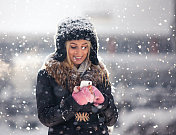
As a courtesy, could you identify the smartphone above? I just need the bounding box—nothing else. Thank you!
[80,80,92,88]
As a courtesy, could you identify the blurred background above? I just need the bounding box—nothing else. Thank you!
[0,0,176,134]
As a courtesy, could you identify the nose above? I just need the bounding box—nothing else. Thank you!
[75,47,82,55]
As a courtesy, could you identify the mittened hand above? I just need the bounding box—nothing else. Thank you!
[72,86,88,105]
[72,86,104,106]
[91,86,105,106]
[81,86,94,103]
[72,86,94,105]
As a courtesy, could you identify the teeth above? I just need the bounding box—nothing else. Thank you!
[73,56,82,61]
[74,57,82,59]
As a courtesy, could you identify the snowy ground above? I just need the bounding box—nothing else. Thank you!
[0,124,48,135]
[0,123,120,135]
[1,53,176,135]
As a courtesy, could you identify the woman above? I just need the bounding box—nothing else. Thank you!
[36,17,118,135]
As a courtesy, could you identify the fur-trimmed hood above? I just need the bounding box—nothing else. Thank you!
[42,53,109,92]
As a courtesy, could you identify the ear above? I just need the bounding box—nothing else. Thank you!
[53,49,67,62]
[89,48,99,65]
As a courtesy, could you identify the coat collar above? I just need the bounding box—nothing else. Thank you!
[72,59,91,76]
[42,53,108,92]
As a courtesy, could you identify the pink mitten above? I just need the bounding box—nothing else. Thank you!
[72,86,93,105]
[92,86,105,106]
[81,86,94,103]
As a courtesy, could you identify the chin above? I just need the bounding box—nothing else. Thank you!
[74,62,83,65]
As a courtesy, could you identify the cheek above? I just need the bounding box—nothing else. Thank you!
[68,49,74,57]
[83,49,89,55]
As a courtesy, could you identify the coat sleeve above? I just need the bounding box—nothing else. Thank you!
[36,69,82,127]
[97,80,118,126]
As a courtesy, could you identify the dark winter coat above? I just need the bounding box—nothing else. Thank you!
[36,54,118,135]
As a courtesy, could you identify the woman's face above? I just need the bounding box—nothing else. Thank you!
[67,40,90,67]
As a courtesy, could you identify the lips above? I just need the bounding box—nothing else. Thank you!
[73,56,82,61]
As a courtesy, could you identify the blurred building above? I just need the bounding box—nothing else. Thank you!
[82,0,176,54]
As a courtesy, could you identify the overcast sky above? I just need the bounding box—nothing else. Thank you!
[0,0,175,35]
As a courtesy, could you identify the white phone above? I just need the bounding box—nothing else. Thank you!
[80,80,92,88]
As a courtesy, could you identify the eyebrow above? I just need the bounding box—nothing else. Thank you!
[70,43,77,45]
[82,43,88,45]
[70,42,88,45]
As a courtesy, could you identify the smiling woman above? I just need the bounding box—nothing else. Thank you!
[66,40,90,68]
[36,17,118,135]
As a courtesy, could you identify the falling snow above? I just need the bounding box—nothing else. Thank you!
[0,0,176,135]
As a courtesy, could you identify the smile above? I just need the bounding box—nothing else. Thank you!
[73,56,83,61]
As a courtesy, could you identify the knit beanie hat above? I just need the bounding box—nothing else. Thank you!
[53,17,99,65]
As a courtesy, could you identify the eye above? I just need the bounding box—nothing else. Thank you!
[82,46,87,50]
[70,46,77,49]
